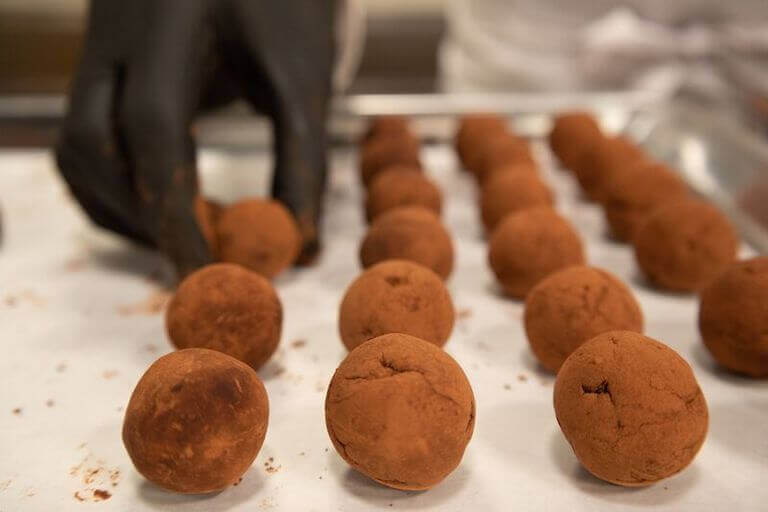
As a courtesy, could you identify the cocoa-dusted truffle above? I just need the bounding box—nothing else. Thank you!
[474,132,535,182]
[360,207,454,279]
[365,166,441,221]
[325,333,475,490]
[602,162,688,242]
[480,171,554,232]
[339,260,454,350]
[489,207,585,299]
[123,348,269,493]
[699,257,768,377]
[554,331,708,487]
[524,266,643,372]
[478,160,539,186]
[548,111,603,171]
[362,115,411,144]
[195,197,222,257]
[455,114,507,171]
[166,263,282,369]
[633,199,738,292]
[574,135,646,201]
[216,198,301,279]
[360,133,421,186]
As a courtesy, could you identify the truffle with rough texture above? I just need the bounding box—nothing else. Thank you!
[575,136,646,201]
[478,160,539,186]
[216,198,301,279]
[360,207,454,279]
[699,257,768,378]
[554,331,708,487]
[455,114,507,171]
[123,348,269,494]
[339,260,454,350]
[325,333,475,490]
[360,134,421,186]
[633,199,738,292]
[480,171,554,232]
[524,266,644,372]
[549,112,603,171]
[365,166,441,221]
[474,132,535,182]
[602,162,689,241]
[489,207,585,299]
[195,197,222,257]
[166,263,282,369]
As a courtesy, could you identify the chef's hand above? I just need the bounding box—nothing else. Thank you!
[55,0,335,278]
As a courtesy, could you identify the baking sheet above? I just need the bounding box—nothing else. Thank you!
[0,141,766,512]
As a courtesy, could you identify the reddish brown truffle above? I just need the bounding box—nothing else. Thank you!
[166,263,282,370]
[362,115,411,144]
[360,133,422,186]
[554,331,708,487]
[455,114,507,171]
[123,348,269,494]
[575,135,646,201]
[195,197,222,257]
[474,132,535,182]
[488,207,585,299]
[602,162,689,242]
[480,171,554,232]
[216,198,301,279]
[365,166,441,221]
[360,207,454,279]
[524,266,644,372]
[699,257,768,377]
[548,111,603,171]
[338,260,455,350]
[325,333,475,490]
[478,160,539,186]
[633,199,739,292]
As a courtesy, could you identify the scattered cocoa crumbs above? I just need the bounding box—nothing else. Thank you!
[4,296,17,307]
[46,399,55,407]
[93,489,111,501]
[56,363,67,373]
[299,452,305,456]
[144,344,158,353]
[290,339,307,349]
[118,289,171,315]
[12,408,21,415]
[102,370,119,380]
[503,384,511,390]
[233,477,243,486]
[517,374,528,382]
[457,308,473,320]
[74,491,85,501]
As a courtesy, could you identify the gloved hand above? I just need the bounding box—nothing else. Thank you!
[55,0,336,278]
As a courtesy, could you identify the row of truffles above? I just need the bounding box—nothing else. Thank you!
[549,112,739,293]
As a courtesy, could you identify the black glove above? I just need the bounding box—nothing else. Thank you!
[56,0,336,278]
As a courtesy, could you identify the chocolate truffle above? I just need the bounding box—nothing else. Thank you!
[365,166,441,221]
[362,115,411,144]
[633,199,739,292]
[339,260,455,350]
[360,207,454,279]
[488,207,585,299]
[524,266,644,372]
[216,198,301,279]
[548,111,603,171]
[480,171,554,232]
[325,333,475,490]
[574,135,646,201]
[699,257,768,377]
[478,160,539,186]
[195,197,222,257]
[602,162,689,242]
[360,133,422,186]
[474,132,535,182]
[166,263,282,369]
[554,331,708,487]
[455,114,507,171]
[123,348,269,494]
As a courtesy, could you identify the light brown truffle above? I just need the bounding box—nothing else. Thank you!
[362,115,411,144]
[633,199,739,292]
[365,166,441,221]
[575,136,646,201]
[548,112,603,171]
[339,260,455,350]
[166,263,282,369]
[699,257,768,377]
[195,197,222,257]
[488,207,585,299]
[360,207,454,279]
[480,171,554,232]
[602,162,689,242]
[360,134,422,186]
[474,132,535,182]
[455,114,507,171]
[325,333,475,490]
[123,348,269,494]
[554,331,708,487]
[216,198,301,279]
[524,266,644,372]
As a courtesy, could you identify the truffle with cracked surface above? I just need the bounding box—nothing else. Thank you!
[365,166,441,221]
[554,331,708,487]
[325,333,475,490]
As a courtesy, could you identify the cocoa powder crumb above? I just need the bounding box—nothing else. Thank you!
[12,408,21,415]
[517,374,528,382]
[291,339,307,349]
[46,399,55,407]
[93,489,111,501]
[503,384,511,390]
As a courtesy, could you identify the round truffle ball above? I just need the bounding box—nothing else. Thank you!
[360,134,421,186]
[195,197,222,257]
[489,207,585,299]
[325,333,475,490]
[480,171,554,232]
[478,160,539,186]
[524,266,644,372]
[123,348,269,493]
[166,263,282,369]
[362,115,411,144]
[699,257,768,377]
[575,136,646,201]
[602,162,689,242]
[548,112,603,171]
[339,260,455,350]
[365,166,441,221]
[455,114,507,171]
[474,133,534,182]
[554,331,708,487]
[216,198,301,279]
[360,207,454,279]
[633,199,738,292]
